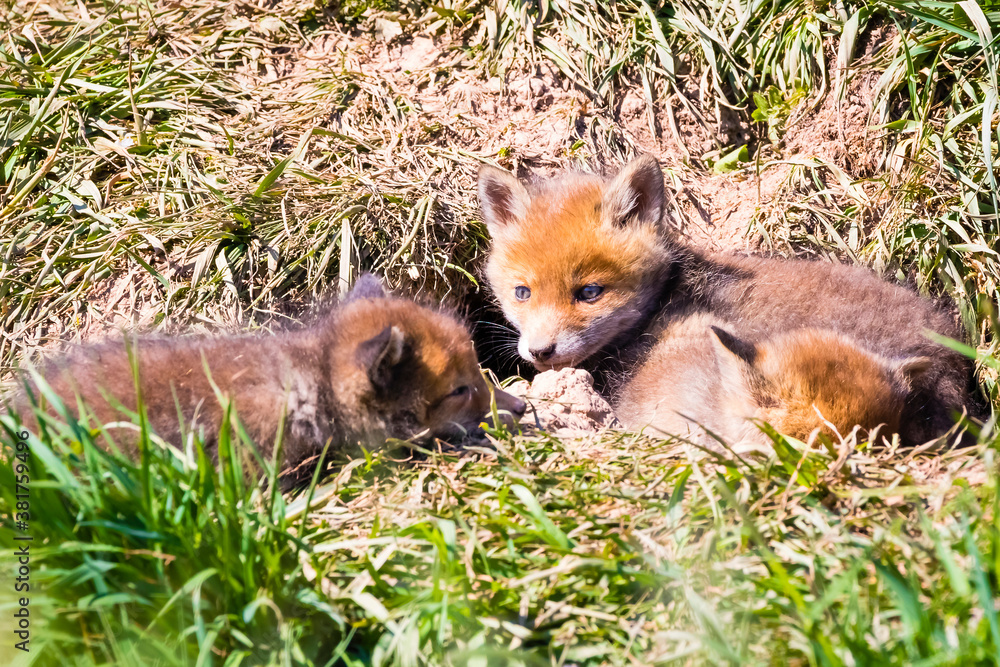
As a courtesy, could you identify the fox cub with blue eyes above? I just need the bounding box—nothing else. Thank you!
[10,275,525,481]
[479,155,976,446]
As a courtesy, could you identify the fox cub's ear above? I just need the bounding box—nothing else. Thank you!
[357,325,409,392]
[710,326,758,366]
[893,356,933,388]
[478,164,530,235]
[345,273,387,303]
[710,325,761,389]
[602,154,665,227]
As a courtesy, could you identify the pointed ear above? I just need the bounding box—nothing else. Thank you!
[710,326,758,365]
[357,325,408,391]
[601,154,665,227]
[710,325,759,390]
[345,273,387,303]
[478,164,530,236]
[893,356,933,388]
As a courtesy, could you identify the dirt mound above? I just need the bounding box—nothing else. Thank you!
[508,368,619,437]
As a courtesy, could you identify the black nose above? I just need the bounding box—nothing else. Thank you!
[529,344,556,362]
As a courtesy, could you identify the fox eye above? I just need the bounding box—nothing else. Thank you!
[449,386,470,398]
[576,284,604,302]
[514,286,531,301]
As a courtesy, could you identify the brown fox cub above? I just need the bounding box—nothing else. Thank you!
[615,313,931,447]
[478,155,975,446]
[10,275,526,478]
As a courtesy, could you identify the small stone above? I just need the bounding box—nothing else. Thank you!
[374,17,403,43]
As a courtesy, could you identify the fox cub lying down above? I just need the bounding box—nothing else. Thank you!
[615,312,932,448]
[479,155,975,446]
[9,275,525,478]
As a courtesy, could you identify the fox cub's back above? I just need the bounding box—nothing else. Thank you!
[10,275,525,480]
[478,155,974,445]
[738,328,929,442]
[617,314,929,447]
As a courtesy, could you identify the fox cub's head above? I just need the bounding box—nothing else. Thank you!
[479,155,678,370]
[335,275,526,441]
[712,326,930,441]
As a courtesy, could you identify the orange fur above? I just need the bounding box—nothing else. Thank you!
[617,313,927,447]
[479,156,975,446]
[9,277,525,482]
[482,159,673,368]
[750,329,921,440]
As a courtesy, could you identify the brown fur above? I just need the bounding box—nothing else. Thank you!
[479,156,976,446]
[8,278,526,480]
[617,312,929,447]
[481,162,672,367]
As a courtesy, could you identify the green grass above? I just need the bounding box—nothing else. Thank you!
[753,1,1000,357]
[3,381,999,664]
[4,0,995,376]
[2,384,345,665]
[3,0,1000,665]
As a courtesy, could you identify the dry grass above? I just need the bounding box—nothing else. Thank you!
[2,0,1000,665]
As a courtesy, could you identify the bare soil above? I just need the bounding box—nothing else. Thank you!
[41,18,896,353]
[25,14,940,453]
[325,25,893,256]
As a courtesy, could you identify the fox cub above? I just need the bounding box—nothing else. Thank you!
[479,155,974,445]
[10,275,525,478]
[615,312,931,447]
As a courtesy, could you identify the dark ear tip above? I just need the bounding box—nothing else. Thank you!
[357,324,408,389]
[628,154,662,177]
[345,273,387,303]
[634,153,660,167]
[710,325,757,364]
[709,325,738,351]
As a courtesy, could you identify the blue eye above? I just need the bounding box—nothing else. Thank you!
[515,286,531,301]
[576,284,604,302]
